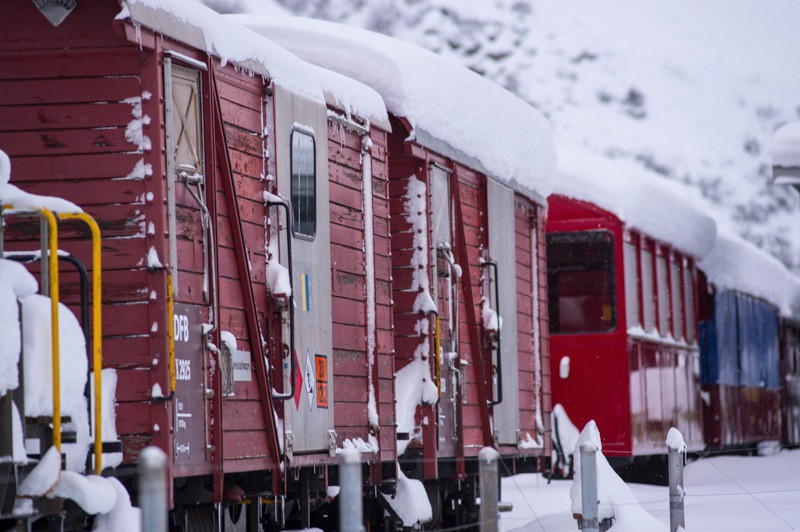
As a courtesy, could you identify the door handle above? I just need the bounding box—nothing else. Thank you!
[559,356,570,379]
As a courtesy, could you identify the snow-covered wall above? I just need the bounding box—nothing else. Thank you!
[555,148,717,259]
[233,15,557,201]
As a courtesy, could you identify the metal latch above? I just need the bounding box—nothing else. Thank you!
[328,430,338,457]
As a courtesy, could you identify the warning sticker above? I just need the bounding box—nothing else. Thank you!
[315,354,328,409]
[304,353,316,410]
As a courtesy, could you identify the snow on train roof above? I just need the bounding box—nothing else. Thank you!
[232,15,557,202]
[699,229,800,317]
[555,148,717,259]
[118,0,389,128]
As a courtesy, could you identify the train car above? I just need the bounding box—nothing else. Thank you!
[781,316,800,447]
[696,230,800,451]
[238,15,557,527]
[0,0,400,529]
[546,149,716,468]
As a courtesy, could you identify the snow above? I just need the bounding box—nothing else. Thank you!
[146,246,163,269]
[121,0,387,126]
[336,437,377,455]
[570,421,667,530]
[0,283,21,397]
[772,121,800,169]
[551,404,579,464]
[11,403,27,463]
[555,147,717,259]
[0,149,81,213]
[0,148,9,184]
[0,259,39,299]
[666,427,687,453]
[233,15,557,201]
[122,94,152,152]
[220,330,237,352]
[90,368,123,469]
[49,472,117,515]
[361,138,379,430]
[380,470,433,527]
[263,192,292,298]
[501,449,800,531]
[91,477,142,532]
[519,432,543,450]
[699,228,800,317]
[394,356,438,455]
[17,445,61,497]
[481,299,501,332]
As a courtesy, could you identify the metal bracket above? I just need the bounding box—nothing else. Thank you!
[285,431,294,461]
[328,430,338,457]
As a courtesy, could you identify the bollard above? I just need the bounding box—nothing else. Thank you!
[580,443,599,532]
[668,446,686,532]
[479,447,499,532]
[339,448,363,532]
[138,446,168,532]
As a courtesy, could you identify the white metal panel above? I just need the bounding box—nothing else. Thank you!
[657,254,669,335]
[623,241,640,329]
[487,178,519,445]
[430,165,451,249]
[684,266,696,342]
[274,84,334,453]
[642,248,656,333]
[671,260,684,340]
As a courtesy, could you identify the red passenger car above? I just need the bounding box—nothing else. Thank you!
[546,150,716,467]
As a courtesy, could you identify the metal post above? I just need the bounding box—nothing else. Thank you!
[479,447,499,532]
[339,448,363,532]
[580,443,599,532]
[668,446,686,532]
[139,446,168,532]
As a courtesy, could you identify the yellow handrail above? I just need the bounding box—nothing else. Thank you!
[58,212,103,474]
[167,272,176,393]
[37,207,62,452]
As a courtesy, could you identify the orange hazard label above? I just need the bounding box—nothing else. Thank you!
[315,354,328,408]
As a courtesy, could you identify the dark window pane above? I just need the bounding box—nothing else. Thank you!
[291,130,316,238]
[547,231,617,334]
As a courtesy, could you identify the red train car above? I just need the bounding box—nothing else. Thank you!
[241,15,557,526]
[0,0,397,528]
[696,230,800,451]
[546,150,716,466]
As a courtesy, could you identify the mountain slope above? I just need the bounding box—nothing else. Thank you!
[206,0,800,271]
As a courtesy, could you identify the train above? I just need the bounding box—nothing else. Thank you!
[0,0,798,531]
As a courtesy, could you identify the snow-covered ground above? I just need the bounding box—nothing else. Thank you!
[501,450,800,531]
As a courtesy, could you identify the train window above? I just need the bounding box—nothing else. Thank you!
[684,265,696,342]
[547,231,616,334]
[430,164,451,248]
[656,252,669,335]
[623,240,640,328]
[671,258,684,340]
[642,245,656,332]
[290,129,316,239]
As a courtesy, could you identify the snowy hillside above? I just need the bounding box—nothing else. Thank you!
[204,0,800,272]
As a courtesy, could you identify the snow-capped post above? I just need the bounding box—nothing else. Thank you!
[138,446,168,532]
[339,447,364,532]
[666,428,686,532]
[579,441,599,532]
[479,446,499,532]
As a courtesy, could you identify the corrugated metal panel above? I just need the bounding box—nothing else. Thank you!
[642,248,656,332]
[624,241,640,328]
[715,291,740,386]
[671,260,683,340]
[657,254,669,335]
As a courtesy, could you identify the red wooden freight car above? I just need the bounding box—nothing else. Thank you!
[242,16,557,527]
[0,0,396,528]
[546,150,716,468]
